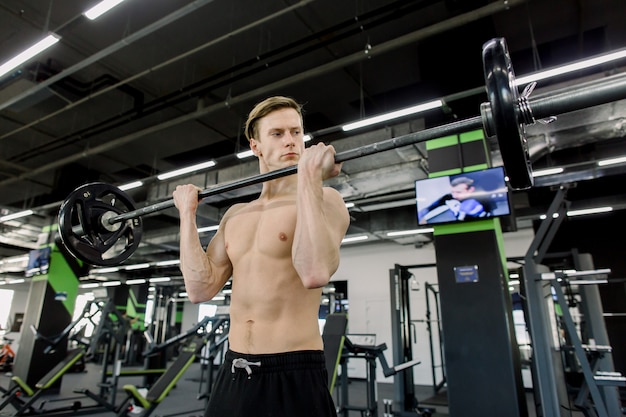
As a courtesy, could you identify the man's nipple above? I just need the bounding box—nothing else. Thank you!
[278,232,288,241]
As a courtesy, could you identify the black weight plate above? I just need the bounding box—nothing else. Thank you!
[58,182,143,266]
[482,38,533,190]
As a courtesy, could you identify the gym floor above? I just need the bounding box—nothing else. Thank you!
[1,361,586,417]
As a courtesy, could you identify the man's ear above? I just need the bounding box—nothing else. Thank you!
[250,138,262,157]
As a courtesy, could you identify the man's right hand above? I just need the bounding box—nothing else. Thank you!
[173,184,202,215]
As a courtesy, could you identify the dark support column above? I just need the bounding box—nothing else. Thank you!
[435,227,527,417]
[428,130,528,417]
[12,243,79,391]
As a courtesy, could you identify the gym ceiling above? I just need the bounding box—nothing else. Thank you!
[1,0,626,281]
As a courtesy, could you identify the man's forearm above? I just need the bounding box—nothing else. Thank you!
[178,213,214,303]
[293,179,340,289]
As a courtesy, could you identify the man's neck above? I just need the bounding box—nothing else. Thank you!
[259,174,298,200]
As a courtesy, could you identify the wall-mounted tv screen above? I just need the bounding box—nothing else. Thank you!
[416,166,511,225]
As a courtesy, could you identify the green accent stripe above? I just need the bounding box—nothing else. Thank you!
[463,163,489,172]
[46,244,79,315]
[329,335,345,392]
[426,135,458,150]
[429,168,462,178]
[459,130,485,143]
[433,218,497,235]
[492,218,509,283]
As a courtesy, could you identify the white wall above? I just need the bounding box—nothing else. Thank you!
[332,227,536,385]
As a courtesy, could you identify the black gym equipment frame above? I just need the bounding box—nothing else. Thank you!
[520,186,624,417]
[388,264,436,416]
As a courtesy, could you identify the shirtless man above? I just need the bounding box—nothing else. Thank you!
[172,96,350,416]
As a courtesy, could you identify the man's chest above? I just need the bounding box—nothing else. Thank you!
[224,202,297,260]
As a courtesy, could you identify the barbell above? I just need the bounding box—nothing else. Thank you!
[57,37,626,266]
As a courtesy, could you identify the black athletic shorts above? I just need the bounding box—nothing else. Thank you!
[204,349,337,417]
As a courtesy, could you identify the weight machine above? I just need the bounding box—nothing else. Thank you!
[335,336,432,417]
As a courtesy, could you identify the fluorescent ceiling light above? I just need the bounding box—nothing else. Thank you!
[126,278,147,285]
[344,202,355,209]
[0,209,34,222]
[79,283,100,289]
[7,279,25,284]
[0,34,61,78]
[157,160,216,180]
[119,180,143,191]
[92,266,120,273]
[102,280,122,287]
[212,296,226,301]
[567,206,613,217]
[539,213,560,220]
[236,150,254,159]
[341,235,369,243]
[198,225,219,233]
[597,156,626,167]
[155,259,180,267]
[303,134,311,142]
[125,263,150,270]
[386,228,434,237]
[149,277,171,283]
[342,100,443,132]
[516,48,626,86]
[532,167,563,177]
[84,0,126,20]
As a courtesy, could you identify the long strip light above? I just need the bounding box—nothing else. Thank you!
[516,48,626,86]
[567,206,613,217]
[539,206,613,219]
[341,235,369,244]
[386,228,434,237]
[0,34,61,78]
[0,209,34,222]
[532,167,564,177]
[597,156,626,167]
[157,160,216,180]
[342,100,443,132]
[119,180,143,191]
[84,0,127,20]
[198,225,220,233]
[155,259,180,267]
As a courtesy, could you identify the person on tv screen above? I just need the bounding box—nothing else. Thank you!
[419,176,493,224]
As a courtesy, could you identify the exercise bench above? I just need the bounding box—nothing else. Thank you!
[0,348,102,416]
[117,330,229,417]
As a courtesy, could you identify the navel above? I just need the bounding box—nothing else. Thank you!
[278,232,288,241]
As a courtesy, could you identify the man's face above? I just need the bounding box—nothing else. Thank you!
[250,108,304,171]
[450,183,474,201]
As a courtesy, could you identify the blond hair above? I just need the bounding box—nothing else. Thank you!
[244,96,303,142]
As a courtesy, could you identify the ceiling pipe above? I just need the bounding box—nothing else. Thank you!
[0,0,218,113]
[0,0,316,142]
[0,0,525,189]
[6,0,428,160]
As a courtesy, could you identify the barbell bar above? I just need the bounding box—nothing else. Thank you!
[57,37,626,266]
